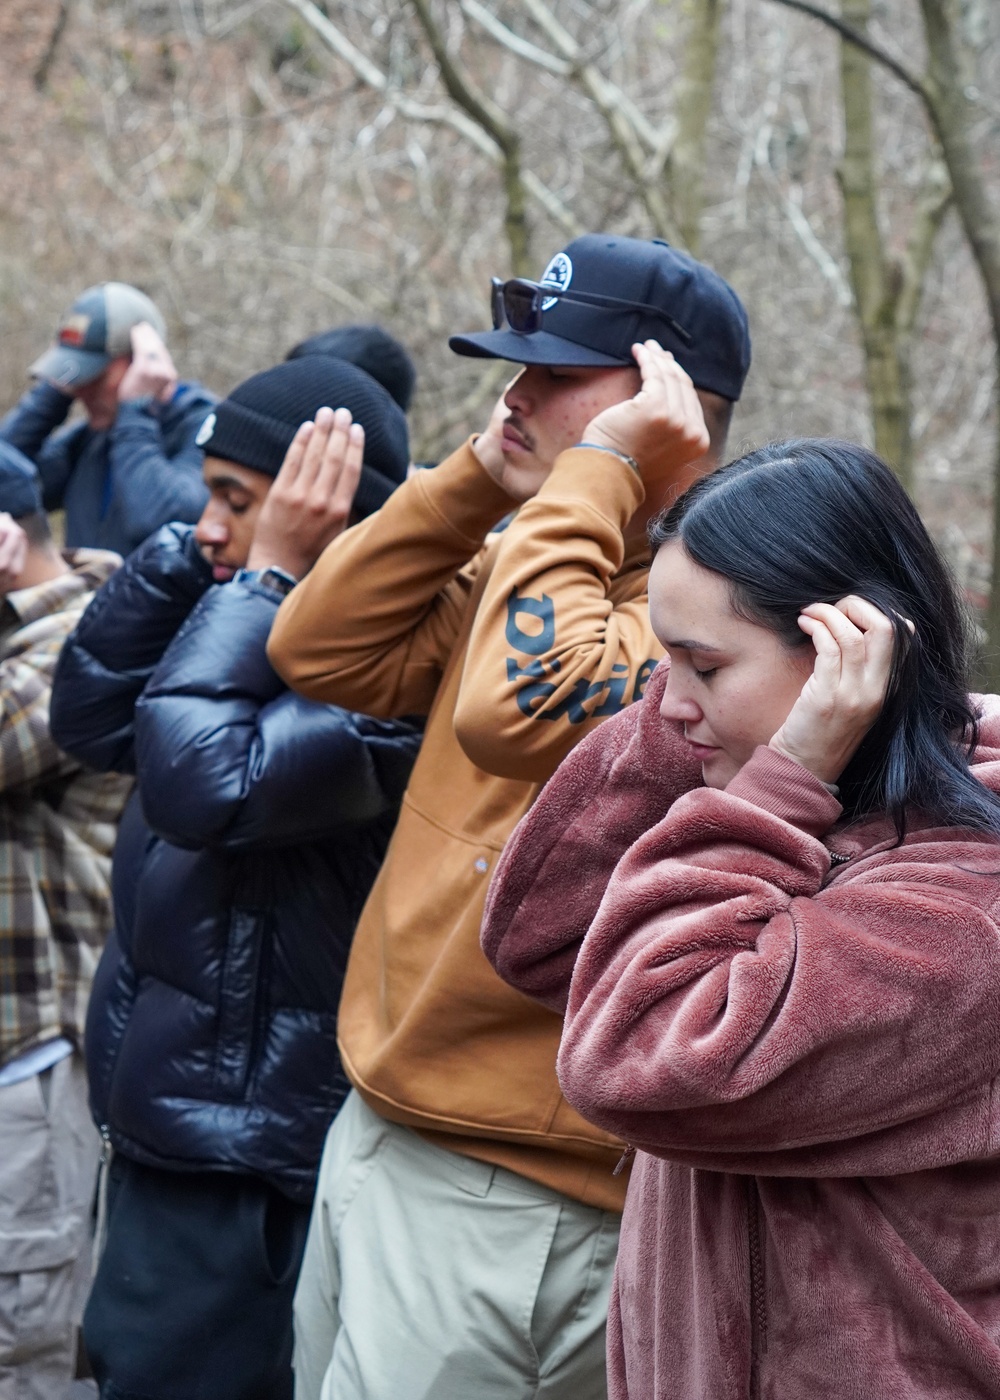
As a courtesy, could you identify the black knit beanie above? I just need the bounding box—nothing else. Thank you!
[195,357,410,519]
[286,324,416,412]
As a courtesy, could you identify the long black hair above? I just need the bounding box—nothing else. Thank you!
[649,438,1000,839]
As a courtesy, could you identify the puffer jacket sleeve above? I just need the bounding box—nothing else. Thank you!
[50,524,213,773]
[134,576,422,851]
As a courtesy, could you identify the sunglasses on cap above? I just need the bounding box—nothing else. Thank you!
[490,277,693,346]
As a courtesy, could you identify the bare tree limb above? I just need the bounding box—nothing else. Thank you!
[515,0,680,242]
[896,157,952,337]
[770,0,1000,674]
[523,172,584,237]
[459,0,569,77]
[282,0,387,91]
[408,0,532,271]
[746,65,852,306]
[203,0,271,39]
[779,180,854,306]
[281,0,580,260]
[516,0,664,154]
[409,0,512,153]
[764,0,930,105]
[470,0,662,155]
[34,0,73,91]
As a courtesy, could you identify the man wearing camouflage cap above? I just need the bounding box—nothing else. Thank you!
[1,282,216,556]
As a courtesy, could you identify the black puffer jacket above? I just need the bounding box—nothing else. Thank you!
[50,525,421,1201]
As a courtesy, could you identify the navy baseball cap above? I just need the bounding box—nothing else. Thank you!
[449,234,751,402]
[0,443,44,519]
[30,282,167,390]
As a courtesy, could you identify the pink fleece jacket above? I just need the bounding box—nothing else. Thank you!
[482,660,1000,1399]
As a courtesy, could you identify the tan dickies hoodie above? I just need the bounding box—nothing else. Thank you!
[268,440,671,1211]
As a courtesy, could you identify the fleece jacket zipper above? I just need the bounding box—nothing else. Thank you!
[747,1177,768,1400]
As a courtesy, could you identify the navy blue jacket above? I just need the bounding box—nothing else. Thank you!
[50,525,421,1201]
[0,379,217,555]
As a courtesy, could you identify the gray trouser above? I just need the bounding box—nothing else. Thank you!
[293,1090,619,1400]
[0,1054,100,1400]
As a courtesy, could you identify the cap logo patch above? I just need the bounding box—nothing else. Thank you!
[59,314,91,347]
[195,412,216,447]
[539,252,573,311]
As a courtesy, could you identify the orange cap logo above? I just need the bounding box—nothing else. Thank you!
[59,313,92,348]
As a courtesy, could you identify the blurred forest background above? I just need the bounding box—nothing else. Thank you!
[1,0,999,663]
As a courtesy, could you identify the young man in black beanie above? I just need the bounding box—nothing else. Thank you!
[49,357,422,1400]
[0,443,129,1400]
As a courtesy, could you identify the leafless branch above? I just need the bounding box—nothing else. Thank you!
[515,0,679,240]
[516,0,666,154]
[34,0,73,90]
[282,0,387,91]
[764,0,930,106]
[459,0,569,77]
[410,0,512,153]
[281,0,579,255]
[897,156,953,335]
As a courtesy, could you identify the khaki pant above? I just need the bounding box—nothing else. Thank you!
[0,1055,100,1400]
[293,1091,619,1400]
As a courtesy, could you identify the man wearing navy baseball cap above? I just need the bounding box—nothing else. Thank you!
[0,282,216,556]
[271,234,750,1400]
[453,233,748,387]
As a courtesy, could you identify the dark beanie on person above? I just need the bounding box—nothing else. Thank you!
[194,357,410,519]
[286,324,417,412]
[0,442,44,520]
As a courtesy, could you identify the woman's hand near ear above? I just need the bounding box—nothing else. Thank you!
[768,596,904,785]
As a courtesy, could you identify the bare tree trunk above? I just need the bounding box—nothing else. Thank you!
[669,0,723,254]
[838,0,913,484]
[767,0,1000,683]
[918,0,1000,683]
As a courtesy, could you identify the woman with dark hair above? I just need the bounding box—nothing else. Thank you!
[483,436,1000,1399]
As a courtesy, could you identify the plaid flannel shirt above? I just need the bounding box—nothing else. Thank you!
[0,548,131,1070]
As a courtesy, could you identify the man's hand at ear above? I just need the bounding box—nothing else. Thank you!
[118,323,180,405]
[583,341,709,486]
[246,407,364,580]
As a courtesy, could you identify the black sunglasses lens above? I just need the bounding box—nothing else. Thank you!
[503,281,542,334]
[490,278,506,330]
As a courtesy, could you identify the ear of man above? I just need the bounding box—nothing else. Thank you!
[697,390,734,464]
[17,512,53,549]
